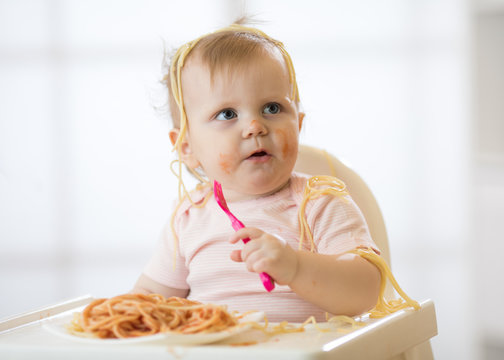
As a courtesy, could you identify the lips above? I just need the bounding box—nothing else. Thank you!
[246,149,269,159]
[245,149,272,163]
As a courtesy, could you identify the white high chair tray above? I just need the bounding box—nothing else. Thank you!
[0,296,436,360]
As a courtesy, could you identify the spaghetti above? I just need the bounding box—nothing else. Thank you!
[297,175,420,318]
[298,175,349,251]
[69,294,239,339]
[350,247,420,318]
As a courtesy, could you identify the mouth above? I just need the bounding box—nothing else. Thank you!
[245,149,271,162]
[247,149,269,158]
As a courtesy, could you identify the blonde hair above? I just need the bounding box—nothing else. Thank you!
[162,22,300,200]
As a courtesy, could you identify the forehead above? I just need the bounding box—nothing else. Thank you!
[181,48,290,94]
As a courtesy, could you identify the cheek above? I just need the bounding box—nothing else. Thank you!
[274,128,297,159]
[218,152,234,174]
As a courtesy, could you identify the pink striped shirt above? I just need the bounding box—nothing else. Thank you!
[143,172,378,322]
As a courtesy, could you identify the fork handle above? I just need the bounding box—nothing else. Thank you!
[242,237,275,292]
[259,272,275,292]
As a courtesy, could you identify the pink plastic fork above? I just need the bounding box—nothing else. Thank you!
[213,180,275,292]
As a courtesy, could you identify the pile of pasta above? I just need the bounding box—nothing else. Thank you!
[69,294,240,339]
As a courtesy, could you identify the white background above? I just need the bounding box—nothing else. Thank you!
[1,1,503,359]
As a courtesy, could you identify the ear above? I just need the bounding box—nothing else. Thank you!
[298,112,305,131]
[169,128,201,169]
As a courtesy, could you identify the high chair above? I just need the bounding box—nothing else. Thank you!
[294,144,437,360]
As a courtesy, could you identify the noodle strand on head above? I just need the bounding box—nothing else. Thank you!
[166,23,299,216]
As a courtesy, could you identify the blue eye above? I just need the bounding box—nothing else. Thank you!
[215,109,237,121]
[263,103,280,115]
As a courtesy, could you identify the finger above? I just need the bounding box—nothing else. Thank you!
[240,239,263,262]
[229,249,243,262]
[229,227,262,244]
[244,250,270,274]
[252,257,270,274]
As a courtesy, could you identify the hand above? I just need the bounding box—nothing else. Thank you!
[229,227,299,286]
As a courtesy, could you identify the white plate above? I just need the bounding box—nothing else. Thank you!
[43,311,264,345]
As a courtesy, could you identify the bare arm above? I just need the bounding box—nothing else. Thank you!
[288,250,381,316]
[230,227,381,316]
[132,273,189,299]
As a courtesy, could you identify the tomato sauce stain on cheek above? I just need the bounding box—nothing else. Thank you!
[275,129,290,158]
[219,153,233,174]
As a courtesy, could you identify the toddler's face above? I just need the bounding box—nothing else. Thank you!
[176,50,303,201]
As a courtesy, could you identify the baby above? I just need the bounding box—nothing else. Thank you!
[133,22,381,322]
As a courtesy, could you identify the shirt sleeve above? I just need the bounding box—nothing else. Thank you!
[142,217,190,290]
[308,193,380,255]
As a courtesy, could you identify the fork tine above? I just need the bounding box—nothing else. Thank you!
[213,180,221,198]
[213,180,228,209]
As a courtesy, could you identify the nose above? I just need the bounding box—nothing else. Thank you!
[242,119,268,138]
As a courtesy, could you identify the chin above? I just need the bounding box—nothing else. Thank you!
[247,174,290,196]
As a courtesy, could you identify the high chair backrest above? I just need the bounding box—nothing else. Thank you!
[294,145,391,266]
